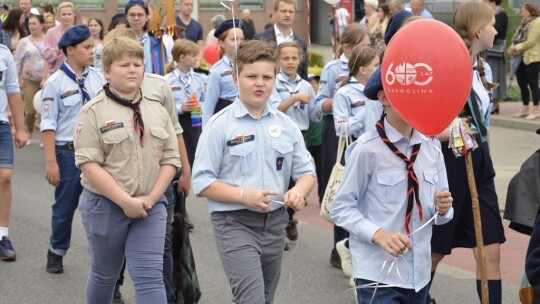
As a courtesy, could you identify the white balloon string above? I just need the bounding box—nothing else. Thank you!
[220,0,240,97]
[348,213,437,304]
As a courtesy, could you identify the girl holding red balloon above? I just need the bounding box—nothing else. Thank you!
[313,23,370,274]
[429,3,505,304]
[202,20,244,126]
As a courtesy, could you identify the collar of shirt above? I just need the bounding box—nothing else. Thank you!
[222,55,234,68]
[339,53,349,67]
[274,24,294,45]
[232,98,276,119]
[174,68,192,81]
[63,61,89,78]
[138,32,149,44]
[277,71,301,85]
[384,117,426,147]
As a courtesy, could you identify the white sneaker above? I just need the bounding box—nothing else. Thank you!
[25,139,32,146]
[336,238,352,277]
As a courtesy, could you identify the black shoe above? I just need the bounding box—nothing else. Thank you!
[0,236,16,261]
[330,249,341,269]
[46,249,64,273]
[285,220,298,241]
[112,285,125,304]
[284,241,290,251]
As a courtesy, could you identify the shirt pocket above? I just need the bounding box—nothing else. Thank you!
[376,169,406,204]
[422,168,438,203]
[62,93,80,107]
[102,129,130,162]
[149,127,170,159]
[271,140,294,172]
[228,142,256,175]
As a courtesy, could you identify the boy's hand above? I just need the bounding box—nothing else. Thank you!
[122,197,149,219]
[296,93,312,104]
[45,161,60,186]
[14,129,28,149]
[284,189,305,211]
[434,191,453,215]
[372,229,412,257]
[240,189,277,212]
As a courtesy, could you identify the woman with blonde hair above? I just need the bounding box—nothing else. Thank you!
[428,3,504,304]
[42,2,78,77]
[42,13,57,33]
[508,3,540,119]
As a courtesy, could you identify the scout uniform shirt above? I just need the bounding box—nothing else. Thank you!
[202,55,237,126]
[268,71,320,131]
[74,89,182,197]
[164,68,206,114]
[0,44,19,123]
[192,99,316,214]
[333,77,383,138]
[140,73,183,135]
[330,119,453,291]
[40,64,106,145]
[314,53,349,115]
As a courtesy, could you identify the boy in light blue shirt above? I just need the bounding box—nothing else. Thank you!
[330,66,454,304]
[40,25,106,274]
[192,40,316,303]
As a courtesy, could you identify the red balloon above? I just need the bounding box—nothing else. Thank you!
[381,19,472,136]
[203,43,220,65]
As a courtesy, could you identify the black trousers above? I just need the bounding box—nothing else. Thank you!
[178,113,202,169]
[516,61,540,106]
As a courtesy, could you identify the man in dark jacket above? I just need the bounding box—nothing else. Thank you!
[241,9,256,40]
[253,0,308,80]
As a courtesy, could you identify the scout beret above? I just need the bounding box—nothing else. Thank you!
[384,9,413,45]
[58,25,92,49]
[214,19,241,38]
[125,0,149,15]
[364,66,383,100]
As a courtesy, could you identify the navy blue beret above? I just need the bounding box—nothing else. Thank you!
[364,66,383,100]
[125,0,149,15]
[58,25,92,49]
[111,13,126,23]
[384,10,413,45]
[214,19,241,38]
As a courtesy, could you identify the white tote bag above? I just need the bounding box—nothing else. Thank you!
[320,125,351,223]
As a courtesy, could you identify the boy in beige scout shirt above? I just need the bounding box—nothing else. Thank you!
[73,36,181,304]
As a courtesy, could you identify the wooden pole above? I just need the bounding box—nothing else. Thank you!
[464,152,489,304]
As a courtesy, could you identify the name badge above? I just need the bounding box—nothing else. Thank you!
[227,134,255,146]
[277,87,288,93]
[100,122,125,134]
[351,100,365,108]
[220,70,233,77]
[60,89,80,99]
[171,86,182,91]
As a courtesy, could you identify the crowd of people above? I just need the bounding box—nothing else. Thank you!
[0,0,539,303]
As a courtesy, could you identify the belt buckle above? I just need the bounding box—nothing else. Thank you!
[65,142,74,150]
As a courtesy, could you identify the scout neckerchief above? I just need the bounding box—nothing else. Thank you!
[276,71,302,95]
[58,63,90,105]
[179,70,192,97]
[103,83,145,147]
[375,114,423,235]
[466,68,488,143]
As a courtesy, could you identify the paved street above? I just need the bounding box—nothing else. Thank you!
[0,124,538,304]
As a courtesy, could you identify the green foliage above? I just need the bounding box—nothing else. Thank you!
[505,83,523,101]
[308,51,324,67]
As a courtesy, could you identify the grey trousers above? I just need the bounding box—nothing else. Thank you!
[211,207,288,304]
[79,189,167,304]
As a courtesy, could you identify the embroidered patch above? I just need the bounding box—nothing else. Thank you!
[60,89,80,99]
[43,103,50,113]
[335,75,347,83]
[76,123,84,134]
[99,122,124,134]
[277,87,288,93]
[337,116,346,124]
[351,100,365,108]
[220,70,233,77]
[276,157,284,170]
[42,97,54,102]
[156,145,163,158]
[226,134,255,146]
[171,86,182,91]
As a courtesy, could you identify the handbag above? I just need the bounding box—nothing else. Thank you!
[487,39,506,58]
[320,124,352,223]
[520,272,538,304]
